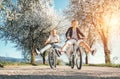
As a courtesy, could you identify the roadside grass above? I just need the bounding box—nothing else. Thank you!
[0,61,49,67]
[0,60,63,67]
[1,61,120,68]
[84,64,120,68]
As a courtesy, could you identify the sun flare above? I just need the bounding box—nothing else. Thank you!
[104,13,120,27]
[110,15,120,26]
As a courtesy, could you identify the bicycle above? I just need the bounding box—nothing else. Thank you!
[48,42,61,69]
[68,39,82,70]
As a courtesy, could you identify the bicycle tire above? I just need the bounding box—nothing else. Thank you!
[48,49,57,69]
[76,47,82,70]
[71,54,75,69]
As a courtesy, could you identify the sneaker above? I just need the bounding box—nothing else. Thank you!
[35,48,43,57]
[35,48,40,55]
[58,50,62,57]
[36,48,43,57]
[58,51,62,55]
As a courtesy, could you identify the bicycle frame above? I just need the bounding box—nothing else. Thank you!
[68,39,82,70]
[48,42,60,69]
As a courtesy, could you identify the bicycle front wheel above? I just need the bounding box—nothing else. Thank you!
[70,53,75,69]
[48,49,57,69]
[76,47,82,70]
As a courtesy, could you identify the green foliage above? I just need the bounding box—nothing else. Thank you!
[0,61,30,66]
[57,59,63,65]
[65,62,70,66]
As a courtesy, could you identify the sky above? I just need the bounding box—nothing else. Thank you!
[0,0,120,64]
[53,0,69,12]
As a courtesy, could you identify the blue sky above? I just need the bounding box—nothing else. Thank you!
[0,40,22,58]
[53,0,69,12]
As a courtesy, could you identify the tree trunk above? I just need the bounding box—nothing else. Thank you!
[104,47,111,64]
[85,54,88,64]
[103,38,111,64]
[43,56,46,64]
[31,42,35,65]
[42,52,46,64]
[100,29,111,64]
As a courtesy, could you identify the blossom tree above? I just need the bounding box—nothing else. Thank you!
[65,0,120,64]
[0,0,67,64]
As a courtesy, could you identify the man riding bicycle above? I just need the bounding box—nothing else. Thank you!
[35,29,61,56]
[61,20,95,55]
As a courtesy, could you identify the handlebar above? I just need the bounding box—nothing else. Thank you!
[47,42,59,48]
[66,37,86,41]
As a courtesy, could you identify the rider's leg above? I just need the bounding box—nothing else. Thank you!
[61,39,76,65]
[40,44,52,54]
[54,44,62,55]
[61,43,69,52]
[54,43,61,49]
[61,39,75,52]
[78,40,91,53]
[79,41,96,55]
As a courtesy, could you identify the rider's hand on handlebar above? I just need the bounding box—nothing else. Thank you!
[44,42,48,45]
[54,41,59,43]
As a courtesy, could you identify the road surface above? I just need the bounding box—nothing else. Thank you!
[0,66,120,79]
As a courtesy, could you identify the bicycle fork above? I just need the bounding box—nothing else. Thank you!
[72,44,77,56]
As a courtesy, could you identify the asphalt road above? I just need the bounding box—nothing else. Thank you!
[0,66,120,79]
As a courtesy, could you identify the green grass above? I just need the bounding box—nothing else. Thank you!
[0,61,30,66]
[84,64,120,68]
[1,61,120,68]
[0,61,48,67]
[63,62,120,68]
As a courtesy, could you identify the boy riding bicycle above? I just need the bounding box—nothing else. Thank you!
[61,20,95,55]
[35,29,61,56]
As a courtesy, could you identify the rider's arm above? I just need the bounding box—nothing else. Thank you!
[56,35,60,43]
[65,27,71,40]
[44,36,51,45]
[45,39,50,45]
[77,27,85,37]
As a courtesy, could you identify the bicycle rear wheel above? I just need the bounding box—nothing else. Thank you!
[48,49,57,69]
[76,47,82,70]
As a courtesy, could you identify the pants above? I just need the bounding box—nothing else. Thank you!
[62,39,83,51]
[40,43,61,54]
